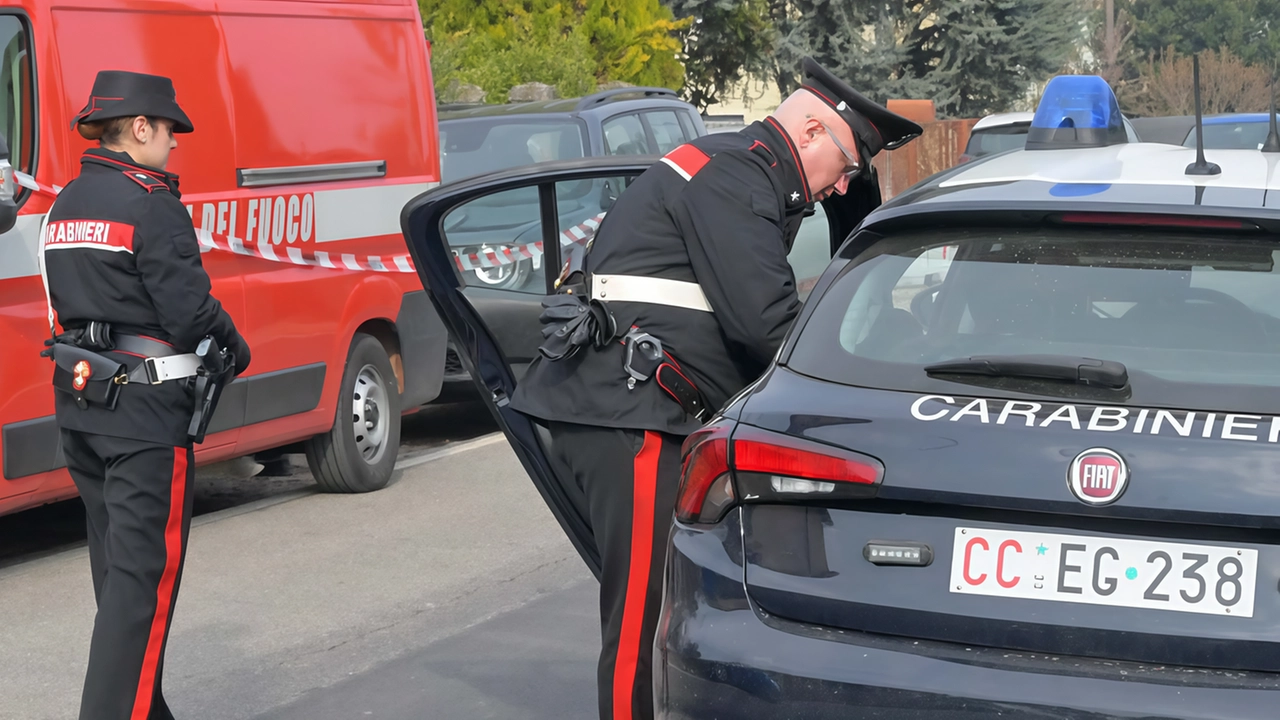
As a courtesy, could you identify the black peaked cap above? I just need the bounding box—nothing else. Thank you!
[800,57,921,157]
[72,70,194,134]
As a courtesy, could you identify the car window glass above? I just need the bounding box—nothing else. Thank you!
[966,127,1028,157]
[789,228,1280,414]
[0,16,33,175]
[440,174,645,296]
[440,120,585,183]
[442,187,546,294]
[787,204,832,302]
[645,111,687,154]
[676,111,697,139]
[1184,122,1273,150]
[603,114,650,155]
[552,174,640,275]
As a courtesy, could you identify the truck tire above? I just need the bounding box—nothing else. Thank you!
[305,332,401,493]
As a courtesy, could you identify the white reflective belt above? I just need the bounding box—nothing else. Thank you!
[139,354,204,384]
[591,274,713,313]
[37,201,56,334]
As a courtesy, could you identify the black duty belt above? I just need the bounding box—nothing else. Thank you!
[45,323,205,386]
[111,334,205,385]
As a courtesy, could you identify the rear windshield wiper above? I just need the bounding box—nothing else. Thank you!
[924,354,1129,390]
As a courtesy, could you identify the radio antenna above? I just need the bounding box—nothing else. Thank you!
[1262,65,1280,153]
[1186,54,1222,175]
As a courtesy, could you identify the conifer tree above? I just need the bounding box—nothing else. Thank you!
[772,0,1086,118]
[1126,0,1279,70]
[660,0,776,112]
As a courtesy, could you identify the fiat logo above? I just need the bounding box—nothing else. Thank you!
[1068,448,1129,506]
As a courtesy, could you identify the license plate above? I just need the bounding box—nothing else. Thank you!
[948,527,1258,618]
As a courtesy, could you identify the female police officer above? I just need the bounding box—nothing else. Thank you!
[40,70,250,720]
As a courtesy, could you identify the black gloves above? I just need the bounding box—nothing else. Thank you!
[228,332,252,376]
[537,293,617,361]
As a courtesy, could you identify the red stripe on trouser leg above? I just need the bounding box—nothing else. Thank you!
[613,431,661,720]
[130,447,188,720]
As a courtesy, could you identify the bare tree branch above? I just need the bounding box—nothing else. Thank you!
[1123,46,1272,116]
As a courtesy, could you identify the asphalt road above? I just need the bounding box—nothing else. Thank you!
[0,402,601,720]
[0,401,501,569]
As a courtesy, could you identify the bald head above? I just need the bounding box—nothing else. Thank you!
[770,88,863,201]
[773,88,847,135]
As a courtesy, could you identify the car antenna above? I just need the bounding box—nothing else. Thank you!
[1186,54,1222,175]
[1262,64,1280,153]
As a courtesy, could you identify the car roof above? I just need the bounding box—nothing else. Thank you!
[971,112,1035,131]
[862,142,1280,235]
[437,87,693,121]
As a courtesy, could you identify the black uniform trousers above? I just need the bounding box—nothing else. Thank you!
[544,420,685,720]
[62,429,195,720]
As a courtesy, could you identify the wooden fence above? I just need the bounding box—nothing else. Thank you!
[870,113,979,200]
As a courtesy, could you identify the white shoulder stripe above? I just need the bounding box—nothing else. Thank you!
[660,157,693,182]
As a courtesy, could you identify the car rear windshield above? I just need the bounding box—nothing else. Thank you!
[788,227,1280,414]
[965,125,1029,156]
[440,119,587,182]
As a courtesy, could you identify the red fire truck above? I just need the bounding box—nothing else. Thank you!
[0,0,447,516]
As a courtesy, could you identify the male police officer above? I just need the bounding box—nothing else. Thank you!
[510,58,922,720]
[40,70,250,720]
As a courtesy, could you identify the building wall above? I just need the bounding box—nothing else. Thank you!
[704,74,783,123]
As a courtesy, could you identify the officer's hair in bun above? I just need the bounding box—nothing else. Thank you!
[77,116,154,146]
[76,121,104,141]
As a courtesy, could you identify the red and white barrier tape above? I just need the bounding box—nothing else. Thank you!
[452,213,605,272]
[15,170,605,275]
[15,171,61,196]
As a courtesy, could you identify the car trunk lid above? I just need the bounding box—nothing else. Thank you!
[735,367,1280,672]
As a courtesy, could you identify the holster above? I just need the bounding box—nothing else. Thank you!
[187,335,234,444]
[49,342,126,411]
[655,362,710,422]
[620,329,711,423]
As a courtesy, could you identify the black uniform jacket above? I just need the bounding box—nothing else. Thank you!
[43,148,248,446]
[511,119,812,437]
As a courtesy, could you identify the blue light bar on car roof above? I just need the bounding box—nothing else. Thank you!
[1026,75,1128,151]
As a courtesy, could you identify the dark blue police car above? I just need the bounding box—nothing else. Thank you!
[402,75,1280,718]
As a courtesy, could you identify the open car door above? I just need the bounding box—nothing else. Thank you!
[399,156,876,579]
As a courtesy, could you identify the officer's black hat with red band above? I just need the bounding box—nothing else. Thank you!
[800,57,921,159]
[71,70,194,134]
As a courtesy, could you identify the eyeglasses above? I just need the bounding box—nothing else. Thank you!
[818,120,862,179]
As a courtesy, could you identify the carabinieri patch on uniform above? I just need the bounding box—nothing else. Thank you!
[45,219,136,253]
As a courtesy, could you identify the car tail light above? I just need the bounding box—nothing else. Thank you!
[675,424,884,525]
[735,436,881,486]
[733,425,883,503]
[676,425,732,524]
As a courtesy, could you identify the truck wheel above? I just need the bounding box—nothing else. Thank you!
[305,332,401,493]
